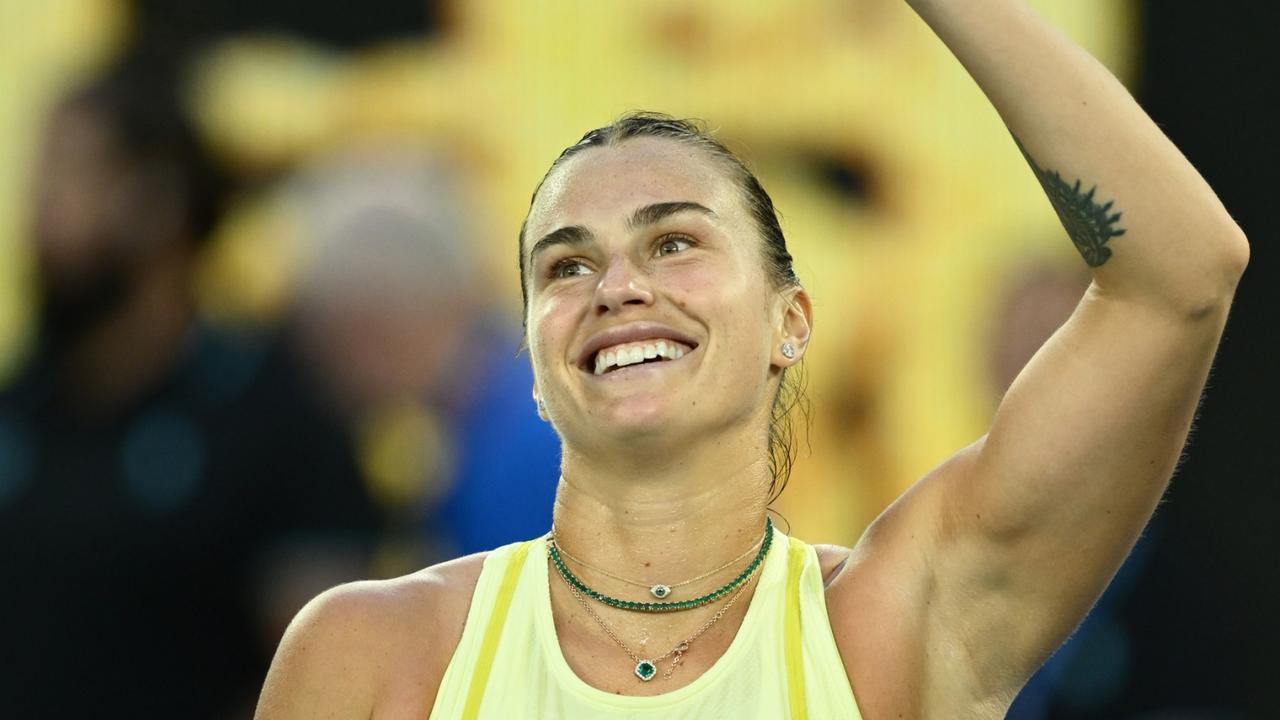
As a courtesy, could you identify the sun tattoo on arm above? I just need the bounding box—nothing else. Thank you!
[1014,136,1127,268]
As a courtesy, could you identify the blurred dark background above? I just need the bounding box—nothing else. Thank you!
[0,0,1273,717]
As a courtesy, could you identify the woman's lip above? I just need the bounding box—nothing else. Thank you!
[576,322,700,369]
[577,338,700,372]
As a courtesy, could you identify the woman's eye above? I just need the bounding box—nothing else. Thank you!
[551,259,593,278]
[656,235,693,256]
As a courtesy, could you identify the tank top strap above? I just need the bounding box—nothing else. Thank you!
[783,536,811,720]
[460,538,539,720]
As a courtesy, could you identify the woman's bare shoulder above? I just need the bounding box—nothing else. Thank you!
[255,552,491,719]
[811,543,853,586]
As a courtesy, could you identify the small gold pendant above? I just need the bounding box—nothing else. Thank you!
[650,584,671,599]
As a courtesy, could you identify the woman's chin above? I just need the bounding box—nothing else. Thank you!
[582,400,688,445]
[602,405,675,435]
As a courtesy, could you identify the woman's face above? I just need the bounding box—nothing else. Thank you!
[522,137,802,455]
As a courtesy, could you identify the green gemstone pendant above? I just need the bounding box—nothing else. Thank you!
[635,660,657,681]
[650,584,671,599]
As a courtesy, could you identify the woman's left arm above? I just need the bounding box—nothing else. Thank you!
[896,0,1249,706]
[909,0,1248,302]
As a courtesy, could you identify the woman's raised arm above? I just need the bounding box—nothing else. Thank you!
[845,0,1249,712]
[906,0,1248,304]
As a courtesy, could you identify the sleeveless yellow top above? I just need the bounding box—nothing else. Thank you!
[428,530,863,719]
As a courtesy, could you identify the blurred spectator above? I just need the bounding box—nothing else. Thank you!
[987,260,1091,399]
[287,146,560,563]
[0,54,383,719]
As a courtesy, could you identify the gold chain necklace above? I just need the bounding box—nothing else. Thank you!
[550,524,766,600]
[557,555,761,682]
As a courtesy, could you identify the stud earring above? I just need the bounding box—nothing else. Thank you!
[781,342,796,359]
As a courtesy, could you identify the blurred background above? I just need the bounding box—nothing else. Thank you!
[0,0,1274,717]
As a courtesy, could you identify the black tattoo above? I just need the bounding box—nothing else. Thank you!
[1014,136,1126,268]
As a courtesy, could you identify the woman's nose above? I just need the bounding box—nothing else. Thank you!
[593,257,655,314]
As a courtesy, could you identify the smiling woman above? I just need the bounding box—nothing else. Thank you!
[254,1,1248,717]
[519,114,811,501]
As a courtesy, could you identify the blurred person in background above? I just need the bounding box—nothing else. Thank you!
[0,52,384,719]
[287,146,560,564]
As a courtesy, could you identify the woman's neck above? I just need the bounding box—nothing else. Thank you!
[550,440,774,588]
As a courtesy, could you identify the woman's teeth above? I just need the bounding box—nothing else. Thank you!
[593,340,687,375]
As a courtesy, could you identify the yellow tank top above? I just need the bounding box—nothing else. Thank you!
[428,530,863,719]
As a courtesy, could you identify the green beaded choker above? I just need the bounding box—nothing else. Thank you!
[547,518,773,613]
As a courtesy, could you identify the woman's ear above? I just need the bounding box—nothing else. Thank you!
[775,287,813,365]
[532,384,549,421]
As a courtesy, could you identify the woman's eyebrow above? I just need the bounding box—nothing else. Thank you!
[529,225,594,265]
[528,201,716,265]
[626,201,717,231]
